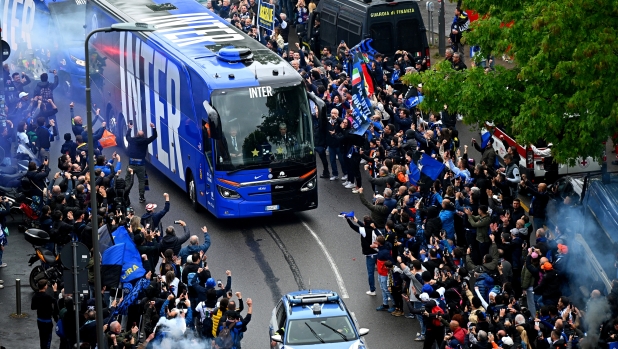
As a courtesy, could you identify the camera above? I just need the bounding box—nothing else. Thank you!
[174,220,181,224]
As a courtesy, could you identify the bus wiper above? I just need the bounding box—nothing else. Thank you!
[226,162,270,175]
[319,322,348,341]
[304,322,325,343]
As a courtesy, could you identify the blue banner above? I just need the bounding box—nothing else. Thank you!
[420,155,446,181]
[111,226,146,283]
[257,0,275,32]
[349,39,379,136]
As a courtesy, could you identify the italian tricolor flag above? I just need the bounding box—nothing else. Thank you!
[361,63,374,95]
[352,68,361,86]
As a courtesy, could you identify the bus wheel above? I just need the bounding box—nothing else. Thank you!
[116,115,127,151]
[188,173,199,212]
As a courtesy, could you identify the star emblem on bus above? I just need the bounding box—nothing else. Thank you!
[277,147,284,154]
[251,148,260,157]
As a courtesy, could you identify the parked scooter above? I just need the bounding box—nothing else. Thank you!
[24,229,64,291]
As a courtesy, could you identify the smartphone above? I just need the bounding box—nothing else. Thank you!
[535,320,540,327]
[217,279,222,286]
[340,40,344,44]
[44,156,48,161]
[129,120,133,126]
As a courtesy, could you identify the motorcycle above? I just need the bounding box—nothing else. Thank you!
[24,229,64,291]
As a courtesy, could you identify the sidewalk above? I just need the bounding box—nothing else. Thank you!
[0,221,60,349]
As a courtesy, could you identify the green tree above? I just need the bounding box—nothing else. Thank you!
[403,0,618,164]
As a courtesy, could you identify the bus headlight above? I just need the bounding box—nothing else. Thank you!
[300,176,317,192]
[70,55,86,67]
[217,185,241,199]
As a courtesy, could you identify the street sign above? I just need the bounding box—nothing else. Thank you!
[1,40,10,61]
[60,242,90,271]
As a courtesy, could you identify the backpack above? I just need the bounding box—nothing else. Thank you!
[200,305,216,338]
[431,305,444,327]
[214,320,234,349]
[55,318,66,338]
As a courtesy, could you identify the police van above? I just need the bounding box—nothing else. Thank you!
[307,0,430,58]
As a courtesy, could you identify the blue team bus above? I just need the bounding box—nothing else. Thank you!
[3,0,318,218]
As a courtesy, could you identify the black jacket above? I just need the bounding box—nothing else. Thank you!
[126,128,158,160]
[26,165,50,197]
[346,218,377,256]
[159,226,191,255]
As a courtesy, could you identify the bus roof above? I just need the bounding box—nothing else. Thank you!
[93,0,301,89]
[318,0,423,13]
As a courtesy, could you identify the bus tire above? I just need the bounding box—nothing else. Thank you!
[187,173,200,212]
[116,114,128,151]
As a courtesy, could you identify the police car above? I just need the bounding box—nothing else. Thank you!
[269,290,369,349]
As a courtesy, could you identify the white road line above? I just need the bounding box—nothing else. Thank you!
[301,220,349,298]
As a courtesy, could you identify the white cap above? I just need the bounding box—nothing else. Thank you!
[419,293,430,301]
[19,92,29,98]
[502,337,514,346]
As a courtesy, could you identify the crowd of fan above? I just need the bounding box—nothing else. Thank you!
[0,65,252,349]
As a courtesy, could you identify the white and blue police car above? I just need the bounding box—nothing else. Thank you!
[269,290,370,348]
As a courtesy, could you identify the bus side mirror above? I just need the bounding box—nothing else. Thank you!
[203,101,222,140]
[306,91,325,120]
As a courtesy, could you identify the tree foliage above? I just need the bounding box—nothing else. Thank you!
[403,0,618,163]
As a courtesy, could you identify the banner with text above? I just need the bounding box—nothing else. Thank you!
[257,0,275,32]
[349,39,379,136]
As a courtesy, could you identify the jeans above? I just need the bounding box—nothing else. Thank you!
[1,157,11,166]
[378,274,391,306]
[0,248,3,264]
[284,0,294,16]
[314,146,329,176]
[126,164,146,197]
[526,287,536,316]
[415,301,426,335]
[37,320,53,349]
[365,255,376,292]
[328,145,347,177]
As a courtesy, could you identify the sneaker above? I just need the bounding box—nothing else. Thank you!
[352,188,360,194]
[345,183,355,189]
[139,197,146,203]
[366,290,376,296]
[341,175,348,181]
[392,310,404,317]
[387,307,396,313]
[330,176,338,181]
[0,285,3,289]
[0,280,4,284]
[342,181,350,186]
[415,334,425,341]
[320,174,330,179]
[376,305,389,311]
[405,313,415,319]
[0,263,6,268]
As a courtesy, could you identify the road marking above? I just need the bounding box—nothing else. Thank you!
[520,199,529,213]
[301,220,349,298]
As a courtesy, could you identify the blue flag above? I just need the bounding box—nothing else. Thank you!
[101,243,125,288]
[480,128,492,149]
[409,163,421,185]
[338,211,355,218]
[420,155,446,181]
[405,94,424,108]
[109,226,146,283]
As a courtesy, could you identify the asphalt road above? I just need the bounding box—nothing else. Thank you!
[0,82,491,349]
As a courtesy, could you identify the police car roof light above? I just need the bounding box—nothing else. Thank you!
[287,292,340,305]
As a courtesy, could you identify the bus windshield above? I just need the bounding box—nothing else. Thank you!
[212,84,314,172]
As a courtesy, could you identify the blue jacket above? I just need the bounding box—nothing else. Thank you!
[140,201,170,229]
[475,273,494,302]
[439,207,456,240]
[179,231,212,265]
